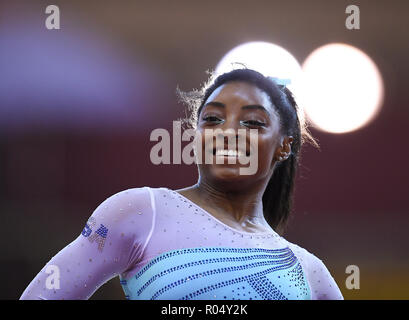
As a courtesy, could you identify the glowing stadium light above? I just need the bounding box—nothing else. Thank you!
[215,41,306,129]
[301,43,384,134]
[215,41,302,81]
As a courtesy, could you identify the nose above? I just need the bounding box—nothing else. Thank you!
[217,118,239,140]
[223,115,243,133]
[215,117,244,150]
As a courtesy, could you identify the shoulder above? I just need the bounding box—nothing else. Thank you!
[284,239,344,300]
[93,186,163,218]
[99,186,153,209]
[285,240,322,271]
[85,186,157,239]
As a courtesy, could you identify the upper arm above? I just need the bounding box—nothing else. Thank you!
[304,253,344,300]
[19,187,153,300]
[288,242,344,300]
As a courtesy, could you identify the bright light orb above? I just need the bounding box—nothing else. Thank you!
[215,41,305,127]
[301,43,384,134]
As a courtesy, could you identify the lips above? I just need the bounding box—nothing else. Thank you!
[212,147,250,157]
[214,149,244,157]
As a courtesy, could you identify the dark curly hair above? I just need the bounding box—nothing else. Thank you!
[176,68,319,235]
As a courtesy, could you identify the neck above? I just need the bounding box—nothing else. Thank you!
[190,179,270,228]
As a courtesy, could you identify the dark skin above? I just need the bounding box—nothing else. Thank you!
[176,81,293,234]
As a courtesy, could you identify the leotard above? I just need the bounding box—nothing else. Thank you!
[20,187,344,300]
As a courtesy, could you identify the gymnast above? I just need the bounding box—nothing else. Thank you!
[20,68,343,300]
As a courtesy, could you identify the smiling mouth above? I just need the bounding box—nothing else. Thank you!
[212,148,250,157]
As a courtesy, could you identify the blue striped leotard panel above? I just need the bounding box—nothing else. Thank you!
[120,246,311,300]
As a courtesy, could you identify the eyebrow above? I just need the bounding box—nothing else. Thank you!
[203,101,271,116]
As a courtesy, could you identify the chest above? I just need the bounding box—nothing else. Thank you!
[120,246,311,300]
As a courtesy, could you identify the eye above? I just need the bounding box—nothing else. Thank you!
[203,116,224,123]
[241,120,266,127]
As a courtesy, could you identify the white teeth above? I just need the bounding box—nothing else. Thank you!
[215,149,244,157]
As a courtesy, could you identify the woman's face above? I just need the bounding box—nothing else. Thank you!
[195,81,290,190]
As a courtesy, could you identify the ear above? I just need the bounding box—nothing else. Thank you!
[273,136,294,163]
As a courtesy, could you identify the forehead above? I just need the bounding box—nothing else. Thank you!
[205,81,274,112]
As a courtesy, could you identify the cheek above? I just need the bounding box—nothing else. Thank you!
[200,129,214,151]
[255,134,276,166]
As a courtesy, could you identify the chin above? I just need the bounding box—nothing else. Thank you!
[208,166,253,184]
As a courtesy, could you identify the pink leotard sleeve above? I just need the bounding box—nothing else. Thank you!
[285,243,343,300]
[20,187,154,300]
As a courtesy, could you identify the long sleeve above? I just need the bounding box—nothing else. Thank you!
[305,254,344,300]
[20,187,153,300]
[287,242,344,300]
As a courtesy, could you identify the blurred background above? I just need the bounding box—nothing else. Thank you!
[1,0,408,299]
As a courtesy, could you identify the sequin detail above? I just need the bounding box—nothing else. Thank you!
[120,246,310,300]
[81,217,97,237]
[88,224,109,252]
[136,251,294,296]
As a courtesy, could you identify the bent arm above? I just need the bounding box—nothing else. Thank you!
[20,187,152,300]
